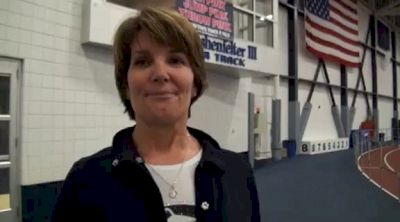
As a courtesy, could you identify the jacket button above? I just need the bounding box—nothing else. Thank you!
[201,201,209,210]
[112,159,119,167]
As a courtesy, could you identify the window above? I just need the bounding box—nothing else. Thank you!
[0,75,10,157]
[0,76,10,115]
[229,0,275,46]
[234,9,254,41]
[297,0,305,12]
[256,16,273,46]
[0,60,19,222]
[256,0,273,15]
[231,0,253,10]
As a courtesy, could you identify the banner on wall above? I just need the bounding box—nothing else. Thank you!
[304,0,360,67]
[176,0,234,40]
[201,34,257,67]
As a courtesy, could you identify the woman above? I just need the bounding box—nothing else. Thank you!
[52,7,260,222]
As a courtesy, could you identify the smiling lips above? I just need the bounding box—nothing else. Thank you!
[146,91,177,99]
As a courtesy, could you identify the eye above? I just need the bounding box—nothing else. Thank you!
[132,57,150,67]
[168,55,187,66]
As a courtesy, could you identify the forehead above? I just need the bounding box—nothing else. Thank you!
[132,33,163,51]
[131,31,185,53]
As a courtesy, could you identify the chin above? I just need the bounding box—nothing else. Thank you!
[143,112,187,126]
[147,118,182,126]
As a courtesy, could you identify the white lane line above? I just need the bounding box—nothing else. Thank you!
[384,148,400,173]
[357,146,399,201]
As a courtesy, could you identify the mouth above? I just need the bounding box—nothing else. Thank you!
[145,91,177,99]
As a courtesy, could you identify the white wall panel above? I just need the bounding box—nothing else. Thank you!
[299,83,340,140]
[350,91,369,129]
[359,49,373,92]
[377,53,393,97]
[347,65,360,90]
[189,73,250,152]
[379,98,393,129]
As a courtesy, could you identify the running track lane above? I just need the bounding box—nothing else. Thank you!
[358,146,400,200]
[385,148,400,173]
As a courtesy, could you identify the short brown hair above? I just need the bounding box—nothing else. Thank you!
[113,7,207,120]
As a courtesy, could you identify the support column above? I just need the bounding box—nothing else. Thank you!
[340,65,350,136]
[271,100,281,160]
[370,15,379,133]
[287,0,300,151]
[391,31,398,141]
[248,93,255,168]
[272,76,282,160]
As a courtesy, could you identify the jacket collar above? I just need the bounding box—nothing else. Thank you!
[110,126,226,173]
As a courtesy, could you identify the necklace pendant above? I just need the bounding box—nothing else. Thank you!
[169,186,178,199]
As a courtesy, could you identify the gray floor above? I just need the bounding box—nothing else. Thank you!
[254,149,400,222]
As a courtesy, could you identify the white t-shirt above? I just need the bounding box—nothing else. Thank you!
[145,150,202,222]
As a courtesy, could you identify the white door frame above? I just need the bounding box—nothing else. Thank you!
[0,58,21,222]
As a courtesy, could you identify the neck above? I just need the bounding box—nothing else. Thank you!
[133,120,194,164]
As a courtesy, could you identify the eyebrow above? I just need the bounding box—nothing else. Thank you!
[132,49,185,55]
[132,49,149,55]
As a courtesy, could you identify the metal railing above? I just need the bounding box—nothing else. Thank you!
[352,128,400,202]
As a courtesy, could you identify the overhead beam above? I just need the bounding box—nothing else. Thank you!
[376,0,400,14]
[376,7,400,16]
[376,0,400,15]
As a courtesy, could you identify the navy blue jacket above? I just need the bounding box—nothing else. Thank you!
[52,127,260,222]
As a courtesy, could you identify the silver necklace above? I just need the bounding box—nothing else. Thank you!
[146,148,188,199]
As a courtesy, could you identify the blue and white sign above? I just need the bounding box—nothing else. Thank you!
[201,34,257,68]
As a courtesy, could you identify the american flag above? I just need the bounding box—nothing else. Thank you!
[305,0,360,67]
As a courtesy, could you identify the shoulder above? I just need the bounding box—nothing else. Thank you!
[218,148,253,176]
[66,147,114,181]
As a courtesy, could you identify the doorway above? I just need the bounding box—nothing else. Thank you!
[0,58,21,222]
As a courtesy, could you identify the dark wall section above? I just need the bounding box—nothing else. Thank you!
[21,181,63,222]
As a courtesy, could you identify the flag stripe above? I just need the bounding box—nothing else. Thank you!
[330,11,358,32]
[343,0,358,10]
[306,31,359,56]
[329,3,357,24]
[305,37,360,63]
[305,22,359,50]
[306,14,358,42]
[306,45,360,67]
[330,0,358,20]
[306,16,360,46]
[330,17,358,35]
[330,10,358,31]
[334,0,357,14]
[306,37,359,63]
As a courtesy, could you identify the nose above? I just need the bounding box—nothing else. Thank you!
[150,60,170,83]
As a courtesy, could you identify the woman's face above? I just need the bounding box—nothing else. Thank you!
[127,31,196,126]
